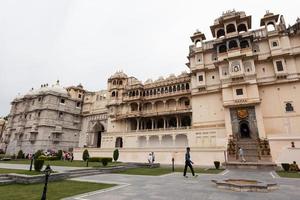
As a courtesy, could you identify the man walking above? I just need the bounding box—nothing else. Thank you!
[183,147,198,178]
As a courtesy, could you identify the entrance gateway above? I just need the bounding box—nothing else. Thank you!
[227,106,272,164]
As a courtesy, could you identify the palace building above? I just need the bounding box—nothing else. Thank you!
[2,10,300,166]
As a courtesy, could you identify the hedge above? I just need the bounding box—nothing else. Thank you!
[34,159,44,171]
[88,157,113,163]
[38,155,60,161]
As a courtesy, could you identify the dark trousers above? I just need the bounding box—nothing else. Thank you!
[183,161,195,176]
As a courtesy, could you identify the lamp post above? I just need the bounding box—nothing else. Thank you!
[172,157,175,172]
[29,154,35,171]
[41,164,52,200]
[86,155,89,167]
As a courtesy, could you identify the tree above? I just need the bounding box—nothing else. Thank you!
[82,149,90,161]
[57,150,63,160]
[17,150,24,159]
[113,149,119,162]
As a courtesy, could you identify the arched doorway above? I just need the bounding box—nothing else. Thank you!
[240,121,250,138]
[91,122,105,148]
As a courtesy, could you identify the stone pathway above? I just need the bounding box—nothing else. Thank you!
[0,163,87,172]
[65,169,300,200]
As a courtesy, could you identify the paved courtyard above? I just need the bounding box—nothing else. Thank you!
[66,169,300,200]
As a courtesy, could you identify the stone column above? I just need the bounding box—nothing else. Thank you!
[176,99,179,110]
[158,135,162,146]
[176,116,179,128]
[146,135,149,146]
[136,118,140,131]
[172,135,176,147]
[151,119,154,130]
[163,117,167,129]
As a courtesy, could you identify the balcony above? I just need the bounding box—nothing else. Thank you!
[117,105,192,119]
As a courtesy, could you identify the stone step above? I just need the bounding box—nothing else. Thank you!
[0,179,15,185]
[69,171,104,178]
[0,176,11,181]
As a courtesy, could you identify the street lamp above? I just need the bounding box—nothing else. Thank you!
[41,164,52,200]
[86,155,89,167]
[29,154,35,171]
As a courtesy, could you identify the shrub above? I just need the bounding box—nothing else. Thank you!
[38,155,59,161]
[0,154,6,160]
[17,150,24,159]
[113,149,119,162]
[57,150,63,160]
[281,163,290,171]
[102,158,112,166]
[214,161,220,169]
[88,157,102,162]
[34,159,44,171]
[82,149,90,161]
[35,150,43,159]
[11,154,16,159]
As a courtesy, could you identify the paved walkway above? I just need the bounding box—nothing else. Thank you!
[66,169,300,200]
[0,163,87,172]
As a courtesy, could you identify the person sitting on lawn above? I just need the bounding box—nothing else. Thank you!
[290,161,299,172]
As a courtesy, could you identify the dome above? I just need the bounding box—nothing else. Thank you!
[178,71,188,77]
[167,74,176,79]
[23,81,68,97]
[145,79,153,84]
[131,78,141,85]
[156,76,164,82]
[110,71,128,79]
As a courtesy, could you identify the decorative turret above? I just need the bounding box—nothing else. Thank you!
[190,30,206,48]
[260,11,279,32]
[210,10,251,38]
[108,70,127,100]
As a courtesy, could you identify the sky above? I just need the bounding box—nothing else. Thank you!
[0,0,299,116]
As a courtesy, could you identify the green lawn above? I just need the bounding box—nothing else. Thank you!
[276,171,300,178]
[0,168,42,175]
[0,180,115,200]
[0,159,122,168]
[115,167,224,176]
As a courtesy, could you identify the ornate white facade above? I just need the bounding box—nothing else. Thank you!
[2,11,300,165]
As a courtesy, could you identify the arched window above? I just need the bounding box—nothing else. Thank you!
[285,102,294,112]
[195,40,202,48]
[169,86,172,93]
[267,22,275,32]
[115,137,123,148]
[112,80,116,85]
[240,40,249,49]
[272,41,278,47]
[150,90,153,95]
[177,85,181,91]
[217,29,225,38]
[186,83,190,90]
[219,44,227,53]
[173,85,176,92]
[116,91,118,97]
[228,40,238,49]
[111,91,116,97]
[161,88,164,94]
[181,84,185,90]
[226,24,236,33]
[237,24,247,33]
[119,80,123,85]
